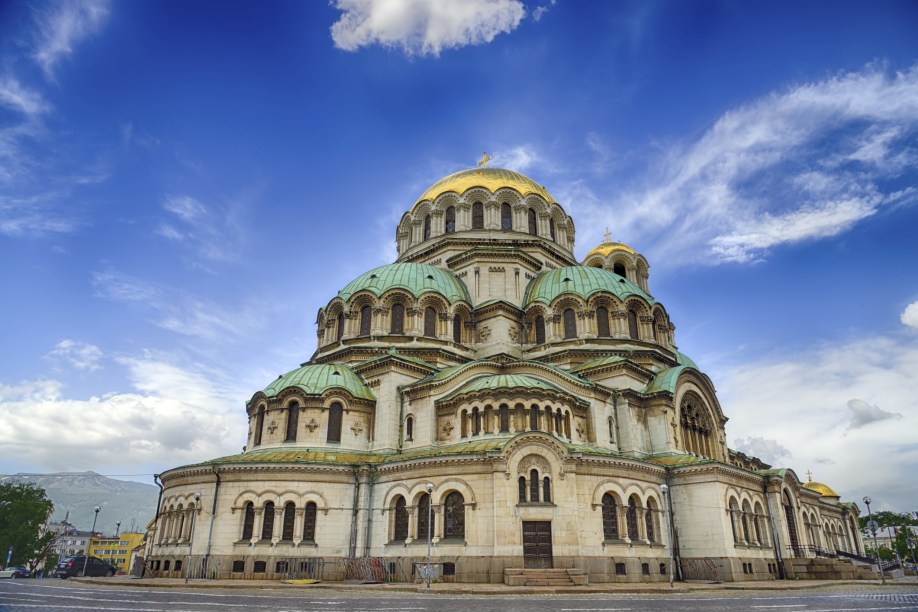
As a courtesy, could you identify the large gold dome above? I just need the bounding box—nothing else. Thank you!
[585,241,637,258]
[414,167,556,208]
[803,480,839,497]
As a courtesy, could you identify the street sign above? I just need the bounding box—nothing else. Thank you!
[866,519,880,534]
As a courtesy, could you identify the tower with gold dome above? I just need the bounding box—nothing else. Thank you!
[149,162,870,584]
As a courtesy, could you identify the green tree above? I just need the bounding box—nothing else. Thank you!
[0,482,55,570]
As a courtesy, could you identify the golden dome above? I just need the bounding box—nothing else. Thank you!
[585,241,637,259]
[414,167,556,208]
[803,481,839,497]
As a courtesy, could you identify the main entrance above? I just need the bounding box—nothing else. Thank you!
[522,521,553,568]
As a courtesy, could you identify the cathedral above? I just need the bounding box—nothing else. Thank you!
[148,161,869,584]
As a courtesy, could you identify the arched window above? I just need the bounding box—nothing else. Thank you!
[423,214,431,240]
[261,502,275,541]
[445,206,455,233]
[680,392,714,458]
[741,501,751,543]
[254,406,265,446]
[645,501,655,542]
[613,262,626,277]
[282,502,295,541]
[444,492,465,539]
[499,404,509,432]
[394,497,408,540]
[390,303,404,334]
[303,502,317,543]
[627,309,639,339]
[285,402,299,442]
[359,305,372,336]
[336,311,344,342]
[534,316,546,344]
[529,469,540,502]
[241,502,255,540]
[405,415,413,441]
[596,306,610,337]
[500,203,512,230]
[549,218,556,240]
[529,405,539,430]
[527,208,537,235]
[472,202,484,229]
[563,308,577,339]
[627,496,639,540]
[601,493,618,540]
[327,402,343,443]
[417,493,430,539]
[754,503,765,545]
[729,499,740,543]
[553,409,561,433]
[518,476,527,503]
[652,312,661,342]
[472,407,481,435]
[543,477,552,503]
[423,306,436,338]
[453,314,461,343]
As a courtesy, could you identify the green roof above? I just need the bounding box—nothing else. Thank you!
[645,365,686,395]
[676,351,698,369]
[338,263,470,303]
[572,356,628,372]
[524,265,656,306]
[262,363,375,401]
[440,374,565,402]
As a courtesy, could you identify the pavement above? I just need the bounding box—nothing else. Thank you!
[73,575,918,595]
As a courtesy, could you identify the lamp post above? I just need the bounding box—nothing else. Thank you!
[660,484,675,587]
[185,492,202,582]
[425,482,434,589]
[863,496,885,585]
[82,506,100,578]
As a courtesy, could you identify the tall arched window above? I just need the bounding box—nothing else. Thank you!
[527,208,537,235]
[729,499,740,543]
[549,218,556,240]
[405,415,413,441]
[534,316,546,344]
[282,502,296,541]
[254,406,265,446]
[529,469,540,502]
[241,502,255,540]
[543,477,552,503]
[423,307,436,337]
[453,314,462,343]
[445,206,455,233]
[627,496,639,540]
[645,501,655,542]
[303,502,317,542]
[518,476,527,503]
[423,214,431,240]
[499,404,509,432]
[336,311,344,341]
[261,502,275,541]
[627,309,639,339]
[653,312,662,342]
[601,493,618,540]
[596,306,610,337]
[359,305,372,336]
[563,308,577,339]
[444,492,465,539]
[741,501,751,543]
[390,303,404,334]
[416,493,430,539]
[394,497,408,540]
[327,402,343,443]
[472,202,484,229]
[472,407,481,435]
[613,262,626,277]
[500,203,512,230]
[285,402,299,442]
[529,405,539,430]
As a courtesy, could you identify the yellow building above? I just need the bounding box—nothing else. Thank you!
[87,532,145,574]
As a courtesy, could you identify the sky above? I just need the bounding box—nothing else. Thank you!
[0,0,916,515]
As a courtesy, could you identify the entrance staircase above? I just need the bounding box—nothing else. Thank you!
[504,568,589,586]
[785,556,879,580]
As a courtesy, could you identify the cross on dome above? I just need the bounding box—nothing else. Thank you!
[477,152,492,168]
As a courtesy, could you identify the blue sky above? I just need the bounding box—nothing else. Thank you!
[1,0,917,513]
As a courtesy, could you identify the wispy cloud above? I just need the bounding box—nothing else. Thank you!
[330,0,526,56]
[158,193,248,269]
[31,0,111,80]
[92,269,161,303]
[0,77,51,117]
[46,339,103,372]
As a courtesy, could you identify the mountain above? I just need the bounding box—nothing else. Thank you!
[0,472,159,535]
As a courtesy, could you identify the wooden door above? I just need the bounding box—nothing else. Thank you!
[522,521,553,568]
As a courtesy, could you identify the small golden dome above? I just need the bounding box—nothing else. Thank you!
[414,167,556,208]
[803,481,839,497]
[585,241,637,259]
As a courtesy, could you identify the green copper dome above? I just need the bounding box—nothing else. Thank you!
[524,265,655,306]
[338,263,470,303]
[440,374,565,402]
[263,363,375,401]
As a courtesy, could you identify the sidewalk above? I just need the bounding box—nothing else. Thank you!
[75,575,918,595]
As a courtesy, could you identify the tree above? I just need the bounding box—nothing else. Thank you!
[0,483,55,570]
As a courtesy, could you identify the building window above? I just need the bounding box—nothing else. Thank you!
[518,476,527,503]
[549,218,556,240]
[453,314,462,343]
[501,203,512,230]
[627,309,639,340]
[528,208,537,235]
[327,402,343,443]
[602,493,618,540]
[534,316,546,344]
[653,312,661,342]
[596,306,610,337]
[445,206,455,233]
[359,305,372,336]
[417,493,430,539]
[336,311,344,342]
[253,561,266,573]
[423,307,436,337]
[729,499,740,543]
[444,492,465,539]
[390,303,405,334]
[254,407,265,446]
[627,496,639,541]
[529,406,539,430]
[613,262,626,277]
[645,502,655,542]
[261,502,275,541]
[232,560,245,573]
[543,477,552,503]
[529,469,540,502]
[472,407,481,435]
[394,497,408,540]
[285,402,299,442]
[499,404,509,432]
[405,415,413,441]
[563,308,577,339]
[282,502,295,541]
[303,502,317,542]
[423,214,431,240]
[472,202,484,229]
[615,562,625,575]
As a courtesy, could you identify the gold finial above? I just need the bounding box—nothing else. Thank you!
[477,152,492,168]
[806,470,813,482]
[603,227,611,243]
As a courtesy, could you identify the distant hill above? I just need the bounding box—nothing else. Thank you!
[0,472,158,535]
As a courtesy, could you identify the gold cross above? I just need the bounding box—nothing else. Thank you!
[477,152,492,168]
[603,227,611,242]
[806,470,813,482]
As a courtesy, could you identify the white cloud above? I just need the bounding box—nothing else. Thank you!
[493,145,546,174]
[163,194,207,223]
[846,398,903,430]
[32,0,110,79]
[91,269,161,303]
[158,193,249,268]
[46,339,103,372]
[330,0,525,56]
[0,77,51,117]
[901,301,918,329]
[732,436,791,465]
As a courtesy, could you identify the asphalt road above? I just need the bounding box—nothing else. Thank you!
[2,580,918,612]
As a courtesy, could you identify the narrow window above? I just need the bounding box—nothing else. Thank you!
[327,402,343,443]
[423,306,436,338]
[302,502,317,542]
[282,502,295,541]
[285,402,299,442]
[499,404,509,432]
[444,492,465,538]
[394,497,408,540]
[390,303,404,334]
[527,208,537,235]
[261,502,275,541]
[445,206,455,233]
[529,406,539,430]
[423,214,431,240]
[529,469,540,502]
[627,497,638,540]
[500,203,512,230]
[518,476,527,503]
[601,493,618,540]
[460,409,468,438]
[596,306,610,337]
[645,504,655,542]
[472,202,484,229]
[472,407,481,435]
[730,500,739,543]
[241,502,255,540]
[534,316,546,344]
[453,314,461,343]
[417,493,430,539]
[543,477,552,503]
[359,305,372,336]
[405,415,413,441]
[563,308,577,339]
[336,312,344,341]
[627,309,639,340]
[254,407,265,446]
[613,262,626,277]
[549,218,556,240]
[653,313,661,342]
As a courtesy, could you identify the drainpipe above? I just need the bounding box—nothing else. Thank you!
[204,465,221,579]
[348,466,361,558]
[664,468,683,581]
[363,466,376,558]
[147,474,164,577]
[763,477,786,579]
[397,386,406,452]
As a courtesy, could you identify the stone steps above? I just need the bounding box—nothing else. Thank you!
[504,568,588,586]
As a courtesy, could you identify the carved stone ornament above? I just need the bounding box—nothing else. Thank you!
[478,325,491,342]
[351,422,364,436]
[305,418,319,433]
[267,420,278,434]
[442,421,454,436]
[576,424,585,438]
[508,326,519,341]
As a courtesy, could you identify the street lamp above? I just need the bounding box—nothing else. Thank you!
[863,496,885,585]
[425,482,434,589]
[185,492,202,582]
[660,484,675,587]
[82,506,101,578]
